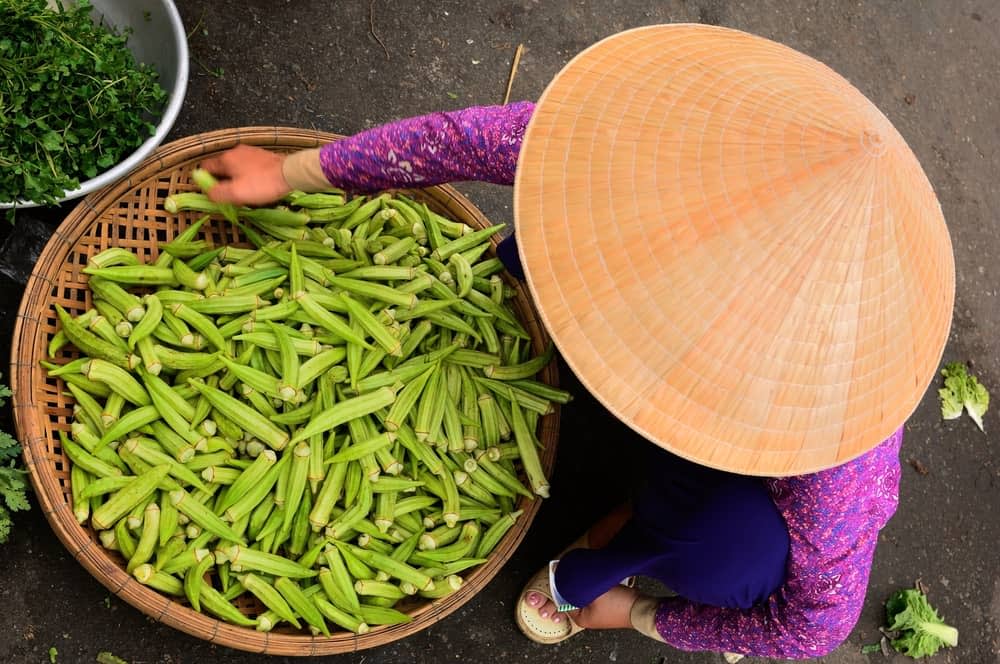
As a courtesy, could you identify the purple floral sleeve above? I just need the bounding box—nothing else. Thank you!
[654,430,902,658]
[310,102,903,659]
[317,102,534,192]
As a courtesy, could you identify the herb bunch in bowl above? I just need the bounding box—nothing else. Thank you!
[0,0,167,207]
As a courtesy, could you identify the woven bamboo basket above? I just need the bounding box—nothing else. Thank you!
[11,127,560,656]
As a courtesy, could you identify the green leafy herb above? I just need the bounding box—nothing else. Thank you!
[860,642,882,655]
[96,653,129,664]
[0,0,167,206]
[884,588,958,659]
[0,373,28,543]
[48,647,58,663]
[938,362,989,431]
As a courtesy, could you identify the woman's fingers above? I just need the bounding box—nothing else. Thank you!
[200,145,245,178]
[204,180,239,204]
[198,154,230,178]
[201,144,262,177]
[198,145,290,206]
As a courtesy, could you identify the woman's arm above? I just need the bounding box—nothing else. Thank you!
[317,102,534,191]
[643,432,903,658]
[202,103,534,206]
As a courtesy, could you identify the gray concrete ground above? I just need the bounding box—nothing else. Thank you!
[1,1,998,663]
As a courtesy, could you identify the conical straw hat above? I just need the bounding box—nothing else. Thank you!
[513,24,954,476]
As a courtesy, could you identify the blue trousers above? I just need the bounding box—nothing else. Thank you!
[497,234,790,610]
[554,446,789,609]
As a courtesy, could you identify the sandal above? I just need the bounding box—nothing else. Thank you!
[515,531,635,644]
[515,562,585,644]
[515,531,589,644]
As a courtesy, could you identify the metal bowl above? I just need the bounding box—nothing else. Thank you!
[0,0,189,209]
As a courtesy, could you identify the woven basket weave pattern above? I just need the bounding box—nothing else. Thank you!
[12,127,559,656]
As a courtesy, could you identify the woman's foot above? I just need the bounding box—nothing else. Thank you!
[515,562,581,643]
[515,503,636,643]
[523,589,568,626]
[527,584,639,630]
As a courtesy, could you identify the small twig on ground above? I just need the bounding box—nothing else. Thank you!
[193,58,224,78]
[503,43,524,105]
[185,9,224,78]
[185,8,206,40]
[293,67,316,92]
[369,1,390,60]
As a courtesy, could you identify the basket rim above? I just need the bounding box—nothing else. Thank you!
[10,126,560,656]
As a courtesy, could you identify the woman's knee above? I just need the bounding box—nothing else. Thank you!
[694,506,789,608]
[657,479,790,609]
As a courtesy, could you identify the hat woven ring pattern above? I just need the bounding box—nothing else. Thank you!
[514,24,954,476]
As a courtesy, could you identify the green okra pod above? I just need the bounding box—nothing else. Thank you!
[238,572,302,628]
[308,457,348,533]
[133,563,184,595]
[183,549,215,612]
[340,294,402,356]
[199,583,257,627]
[171,303,225,351]
[59,431,122,477]
[84,359,150,406]
[70,464,91,524]
[159,490,179,548]
[83,265,178,286]
[324,432,396,465]
[55,304,136,370]
[280,442,311,535]
[172,258,209,291]
[89,247,141,269]
[409,521,481,565]
[127,293,163,351]
[170,488,246,544]
[127,502,161,573]
[93,299,133,337]
[123,438,208,492]
[475,509,523,559]
[188,379,289,451]
[289,386,396,444]
[313,595,369,634]
[383,366,434,432]
[358,603,412,626]
[223,452,289,522]
[337,541,434,591]
[321,548,362,613]
[91,465,169,530]
[274,577,329,636]
[89,278,146,322]
[353,579,405,600]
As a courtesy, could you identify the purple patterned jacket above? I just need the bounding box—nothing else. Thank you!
[315,103,903,659]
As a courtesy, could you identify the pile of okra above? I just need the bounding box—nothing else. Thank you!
[43,171,570,635]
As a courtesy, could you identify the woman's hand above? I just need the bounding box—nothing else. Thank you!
[199,145,291,206]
